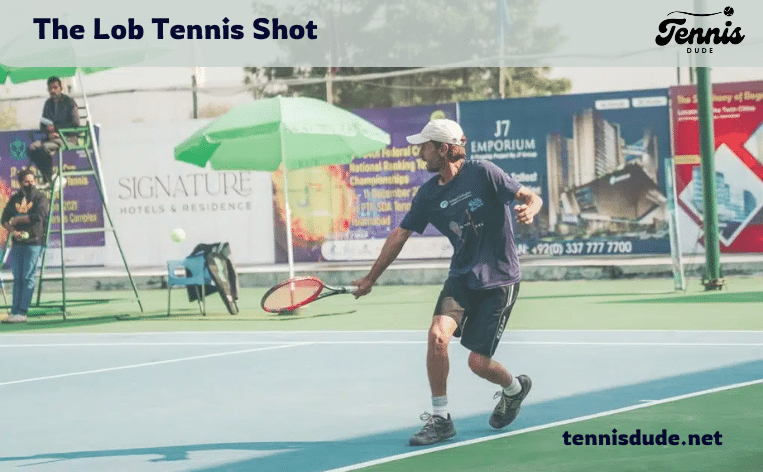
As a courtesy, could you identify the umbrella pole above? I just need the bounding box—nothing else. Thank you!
[282,169,295,279]
[279,133,296,279]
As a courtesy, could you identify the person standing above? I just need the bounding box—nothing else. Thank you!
[28,76,79,186]
[352,119,543,446]
[1,168,50,323]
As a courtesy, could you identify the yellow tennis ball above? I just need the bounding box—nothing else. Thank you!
[170,228,186,243]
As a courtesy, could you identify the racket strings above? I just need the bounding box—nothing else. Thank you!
[262,279,322,311]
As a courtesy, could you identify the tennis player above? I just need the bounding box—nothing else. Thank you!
[352,119,542,446]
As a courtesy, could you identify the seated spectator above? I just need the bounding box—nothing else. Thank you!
[28,76,79,187]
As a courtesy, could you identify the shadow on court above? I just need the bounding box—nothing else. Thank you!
[36,298,117,307]
[0,315,134,331]
[264,310,357,320]
[2,359,761,472]
[521,292,673,300]
[613,291,763,304]
[0,308,360,331]
[0,298,116,316]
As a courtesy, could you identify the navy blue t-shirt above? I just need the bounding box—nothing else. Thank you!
[400,160,523,289]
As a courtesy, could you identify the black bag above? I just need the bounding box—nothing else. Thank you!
[186,242,239,315]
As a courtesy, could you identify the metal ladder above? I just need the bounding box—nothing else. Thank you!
[34,101,143,319]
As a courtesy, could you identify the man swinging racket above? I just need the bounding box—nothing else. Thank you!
[352,119,543,446]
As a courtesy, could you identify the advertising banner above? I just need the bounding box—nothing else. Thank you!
[670,81,763,253]
[273,104,457,263]
[100,122,275,267]
[0,128,104,266]
[459,90,673,257]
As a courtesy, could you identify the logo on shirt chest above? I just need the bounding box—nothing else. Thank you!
[439,191,472,210]
[16,197,33,214]
[467,198,483,212]
[446,197,487,242]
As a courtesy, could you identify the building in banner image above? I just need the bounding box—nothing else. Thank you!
[570,164,666,235]
[546,134,575,229]
[572,108,624,186]
[546,108,666,237]
[690,166,758,240]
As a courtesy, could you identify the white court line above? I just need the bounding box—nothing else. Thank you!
[3,341,763,348]
[0,330,428,337]
[0,342,307,347]
[326,377,763,472]
[0,343,311,387]
[508,341,763,347]
[2,329,762,337]
[0,341,423,348]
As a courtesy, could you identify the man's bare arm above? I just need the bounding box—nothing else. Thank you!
[513,186,543,225]
[352,226,412,298]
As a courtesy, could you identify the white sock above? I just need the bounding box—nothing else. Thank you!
[503,376,522,396]
[432,395,448,418]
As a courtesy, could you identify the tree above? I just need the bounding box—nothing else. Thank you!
[244,0,570,108]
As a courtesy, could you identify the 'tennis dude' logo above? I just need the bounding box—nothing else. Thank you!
[655,6,744,53]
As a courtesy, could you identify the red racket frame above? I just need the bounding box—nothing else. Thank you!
[260,276,327,313]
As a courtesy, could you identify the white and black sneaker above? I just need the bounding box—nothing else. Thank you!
[489,374,532,429]
[409,412,456,446]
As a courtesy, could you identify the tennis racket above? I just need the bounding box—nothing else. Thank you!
[260,276,357,313]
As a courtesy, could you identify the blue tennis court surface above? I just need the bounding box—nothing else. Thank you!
[1,330,761,471]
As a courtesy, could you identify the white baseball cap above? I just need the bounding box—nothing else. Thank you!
[406,119,465,146]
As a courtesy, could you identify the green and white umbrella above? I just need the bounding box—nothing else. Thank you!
[175,96,391,171]
[174,96,391,277]
[0,18,167,84]
[0,64,110,85]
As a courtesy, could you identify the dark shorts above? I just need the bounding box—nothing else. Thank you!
[433,278,520,357]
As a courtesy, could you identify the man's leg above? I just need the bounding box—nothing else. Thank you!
[41,139,62,183]
[17,245,43,315]
[409,284,463,446]
[467,351,512,387]
[460,283,531,429]
[10,245,24,315]
[461,283,520,381]
[427,314,459,398]
[27,139,59,184]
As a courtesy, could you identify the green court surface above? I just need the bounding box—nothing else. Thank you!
[3,276,763,332]
[356,383,763,472]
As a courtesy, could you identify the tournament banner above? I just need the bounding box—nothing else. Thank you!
[0,128,105,266]
[273,104,457,263]
[458,90,673,257]
[670,81,763,253]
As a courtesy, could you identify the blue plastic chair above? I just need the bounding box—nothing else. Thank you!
[167,255,213,316]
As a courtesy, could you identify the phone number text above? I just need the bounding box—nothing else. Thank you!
[519,241,634,256]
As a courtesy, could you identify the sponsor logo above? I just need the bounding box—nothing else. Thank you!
[9,139,27,161]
